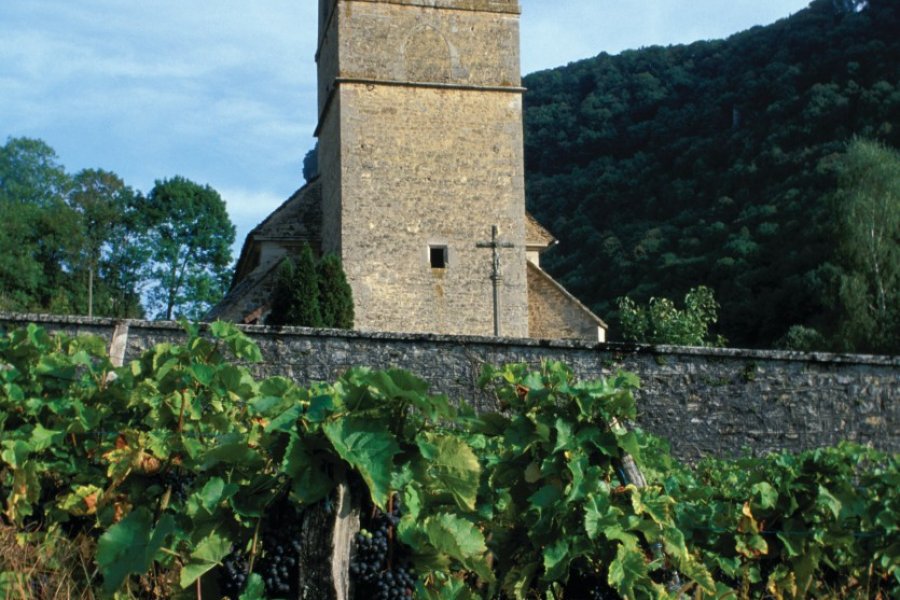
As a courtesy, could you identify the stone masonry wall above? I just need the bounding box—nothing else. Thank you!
[527,263,603,341]
[335,83,529,337]
[317,0,529,338]
[2,312,896,462]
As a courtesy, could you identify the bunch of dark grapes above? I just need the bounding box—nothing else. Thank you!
[350,498,417,600]
[158,468,195,504]
[587,584,620,600]
[565,569,620,600]
[257,501,304,597]
[218,546,251,599]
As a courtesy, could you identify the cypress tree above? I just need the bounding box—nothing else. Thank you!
[267,258,295,327]
[266,243,323,327]
[317,253,354,329]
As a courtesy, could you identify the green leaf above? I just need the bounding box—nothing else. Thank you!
[584,492,624,541]
[423,513,491,579]
[0,440,31,468]
[552,417,575,454]
[751,481,778,510]
[306,393,335,423]
[96,509,175,593]
[417,573,481,600]
[281,434,334,504]
[201,440,266,470]
[239,574,266,600]
[502,562,539,600]
[323,417,400,508]
[542,538,570,582]
[528,484,562,511]
[188,477,237,515]
[189,363,216,386]
[816,484,842,519]
[415,433,481,511]
[180,530,232,588]
[608,543,648,599]
[630,487,672,525]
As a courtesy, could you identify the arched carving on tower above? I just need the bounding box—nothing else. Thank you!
[401,25,455,84]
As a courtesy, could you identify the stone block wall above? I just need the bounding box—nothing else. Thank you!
[316,0,529,338]
[2,312,896,462]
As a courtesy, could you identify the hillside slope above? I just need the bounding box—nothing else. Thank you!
[523,0,899,350]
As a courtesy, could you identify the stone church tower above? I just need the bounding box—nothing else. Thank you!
[316,0,528,336]
[210,0,607,341]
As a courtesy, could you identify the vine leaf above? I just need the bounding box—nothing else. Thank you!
[281,434,333,504]
[180,530,231,588]
[323,416,400,508]
[607,543,648,599]
[415,433,481,511]
[423,513,492,581]
[542,538,570,581]
[96,508,175,592]
[59,484,103,516]
[239,574,266,599]
[187,476,238,516]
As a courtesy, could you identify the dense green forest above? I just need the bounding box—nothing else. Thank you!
[523,0,899,352]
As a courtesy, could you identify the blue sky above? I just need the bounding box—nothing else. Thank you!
[0,0,811,255]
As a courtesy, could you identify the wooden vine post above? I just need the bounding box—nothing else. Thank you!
[297,477,360,600]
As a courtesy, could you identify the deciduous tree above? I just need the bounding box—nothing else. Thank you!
[0,137,76,311]
[828,138,899,353]
[138,176,235,320]
[68,169,145,317]
[617,286,725,347]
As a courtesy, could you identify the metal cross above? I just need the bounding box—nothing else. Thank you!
[476,225,515,336]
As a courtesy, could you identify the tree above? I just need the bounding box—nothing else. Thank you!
[68,169,145,318]
[317,254,354,328]
[139,176,235,320]
[828,138,899,353]
[0,137,76,311]
[267,244,323,327]
[617,286,726,346]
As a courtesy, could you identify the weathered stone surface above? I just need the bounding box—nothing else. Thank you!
[527,262,605,341]
[317,0,529,338]
[3,312,896,462]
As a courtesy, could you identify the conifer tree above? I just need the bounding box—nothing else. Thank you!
[267,243,323,327]
[317,253,354,329]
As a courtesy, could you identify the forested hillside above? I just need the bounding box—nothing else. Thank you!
[524,0,899,352]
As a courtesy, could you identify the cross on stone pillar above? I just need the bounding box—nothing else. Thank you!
[476,225,515,336]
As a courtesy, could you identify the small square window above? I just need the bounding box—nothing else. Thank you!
[429,245,448,269]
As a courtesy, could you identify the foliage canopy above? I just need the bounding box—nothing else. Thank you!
[0,324,896,599]
[523,0,899,351]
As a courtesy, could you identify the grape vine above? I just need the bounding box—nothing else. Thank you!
[0,323,896,600]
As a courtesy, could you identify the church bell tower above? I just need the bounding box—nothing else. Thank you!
[316,0,528,336]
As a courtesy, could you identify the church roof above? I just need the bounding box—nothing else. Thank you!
[205,258,282,323]
[525,212,557,251]
[251,178,322,242]
[231,178,322,285]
